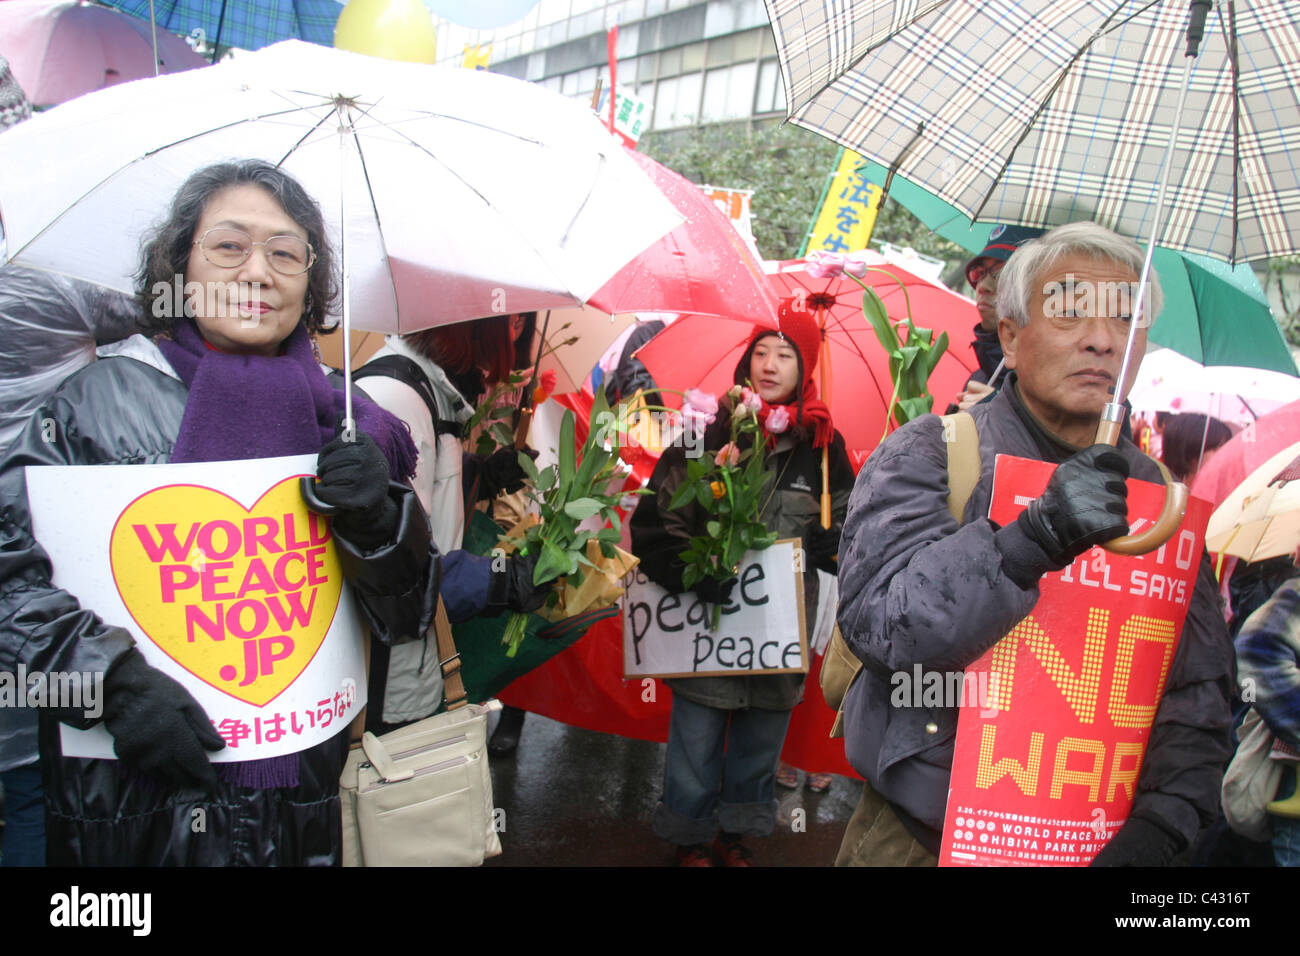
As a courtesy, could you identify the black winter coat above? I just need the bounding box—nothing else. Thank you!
[0,336,440,865]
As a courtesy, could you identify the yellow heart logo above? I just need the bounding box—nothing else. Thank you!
[109,477,343,707]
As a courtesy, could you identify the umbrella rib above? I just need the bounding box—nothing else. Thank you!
[338,101,401,329]
[971,0,1160,221]
[354,111,595,290]
[1225,0,1241,264]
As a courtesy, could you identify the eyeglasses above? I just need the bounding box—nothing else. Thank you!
[194,227,316,276]
[966,258,1005,288]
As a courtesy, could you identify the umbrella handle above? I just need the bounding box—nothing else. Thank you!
[1095,417,1188,555]
[299,476,341,517]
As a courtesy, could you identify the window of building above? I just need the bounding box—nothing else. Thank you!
[527,52,546,81]
[681,41,706,72]
[755,57,783,113]
[653,72,702,128]
[644,0,666,18]
[616,23,639,58]
[701,61,756,123]
[704,0,736,38]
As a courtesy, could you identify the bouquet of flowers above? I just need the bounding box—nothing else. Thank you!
[807,251,948,438]
[497,388,640,656]
[669,386,781,630]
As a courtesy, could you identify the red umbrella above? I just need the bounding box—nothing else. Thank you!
[0,0,205,108]
[585,149,778,327]
[636,258,981,471]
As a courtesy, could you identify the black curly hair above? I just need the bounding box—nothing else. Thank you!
[134,160,339,337]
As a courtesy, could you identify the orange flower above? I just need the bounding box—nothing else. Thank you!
[710,480,726,499]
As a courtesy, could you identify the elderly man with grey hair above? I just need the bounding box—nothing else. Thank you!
[834,221,1233,867]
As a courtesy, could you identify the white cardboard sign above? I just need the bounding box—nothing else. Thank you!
[26,454,366,761]
[622,539,807,678]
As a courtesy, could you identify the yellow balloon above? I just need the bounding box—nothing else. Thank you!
[334,0,438,64]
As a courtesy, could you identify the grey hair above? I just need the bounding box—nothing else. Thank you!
[995,221,1163,328]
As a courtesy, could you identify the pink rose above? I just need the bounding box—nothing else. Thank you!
[743,389,763,413]
[714,442,740,468]
[683,388,718,418]
[765,405,790,434]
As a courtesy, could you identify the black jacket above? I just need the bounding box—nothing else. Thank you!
[0,336,440,865]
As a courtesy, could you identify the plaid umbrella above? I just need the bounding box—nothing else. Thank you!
[765,0,1300,264]
[854,155,1295,374]
[101,0,342,53]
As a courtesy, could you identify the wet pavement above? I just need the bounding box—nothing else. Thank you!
[483,711,859,867]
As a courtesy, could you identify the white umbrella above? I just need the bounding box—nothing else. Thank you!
[1129,348,1300,427]
[0,40,682,336]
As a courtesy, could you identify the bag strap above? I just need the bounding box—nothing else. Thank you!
[829,412,980,737]
[432,596,468,711]
[943,411,980,523]
[354,355,464,438]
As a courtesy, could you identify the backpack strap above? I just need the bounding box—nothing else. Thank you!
[827,411,981,738]
[354,355,464,438]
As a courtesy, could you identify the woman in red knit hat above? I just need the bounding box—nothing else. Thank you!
[630,301,855,865]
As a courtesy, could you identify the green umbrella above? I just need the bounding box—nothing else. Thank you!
[859,160,1298,377]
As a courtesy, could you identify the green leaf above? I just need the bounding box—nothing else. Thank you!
[925,331,949,373]
[595,527,622,543]
[669,482,696,511]
[563,497,603,521]
[517,451,540,484]
[861,288,896,352]
[490,420,513,448]
[535,538,571,584]
[557,408,576,498]
[537,465,557,491]
[695,482,713,509]
[706,520,722,538]
[599,540,616,559]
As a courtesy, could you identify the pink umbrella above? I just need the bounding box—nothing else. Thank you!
[585,149,779,327]
[1192,398,1300,560]
[0,0,205,108]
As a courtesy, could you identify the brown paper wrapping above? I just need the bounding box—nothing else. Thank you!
[497,515,639,623]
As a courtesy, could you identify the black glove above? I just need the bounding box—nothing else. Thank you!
[1017,444,1131,567]
[488,551,555,615]
[1090,815,1184,867]
[693,575,737,606]
[803,523,841,574]
[477,447,538,500]
[102,649,225,790]
[314,432,398,551]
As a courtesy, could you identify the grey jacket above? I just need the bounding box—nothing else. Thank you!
[631,404,854,710]
[838,383,1234,850]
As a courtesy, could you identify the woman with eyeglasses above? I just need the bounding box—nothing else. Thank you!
[0,160,533,865]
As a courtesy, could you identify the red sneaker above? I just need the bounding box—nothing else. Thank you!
[675,844,714,867]
[711,835,753,867]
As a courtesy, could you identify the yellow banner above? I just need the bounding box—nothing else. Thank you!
[807,150,881,254]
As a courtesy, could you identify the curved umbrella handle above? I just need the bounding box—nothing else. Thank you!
[1095,417,1188,555]
[299,476,341,517]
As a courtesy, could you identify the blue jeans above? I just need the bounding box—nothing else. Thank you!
[653,695,793,846]
[0,762,45,867]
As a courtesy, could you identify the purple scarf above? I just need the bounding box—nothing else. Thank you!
[158,319,416,789]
